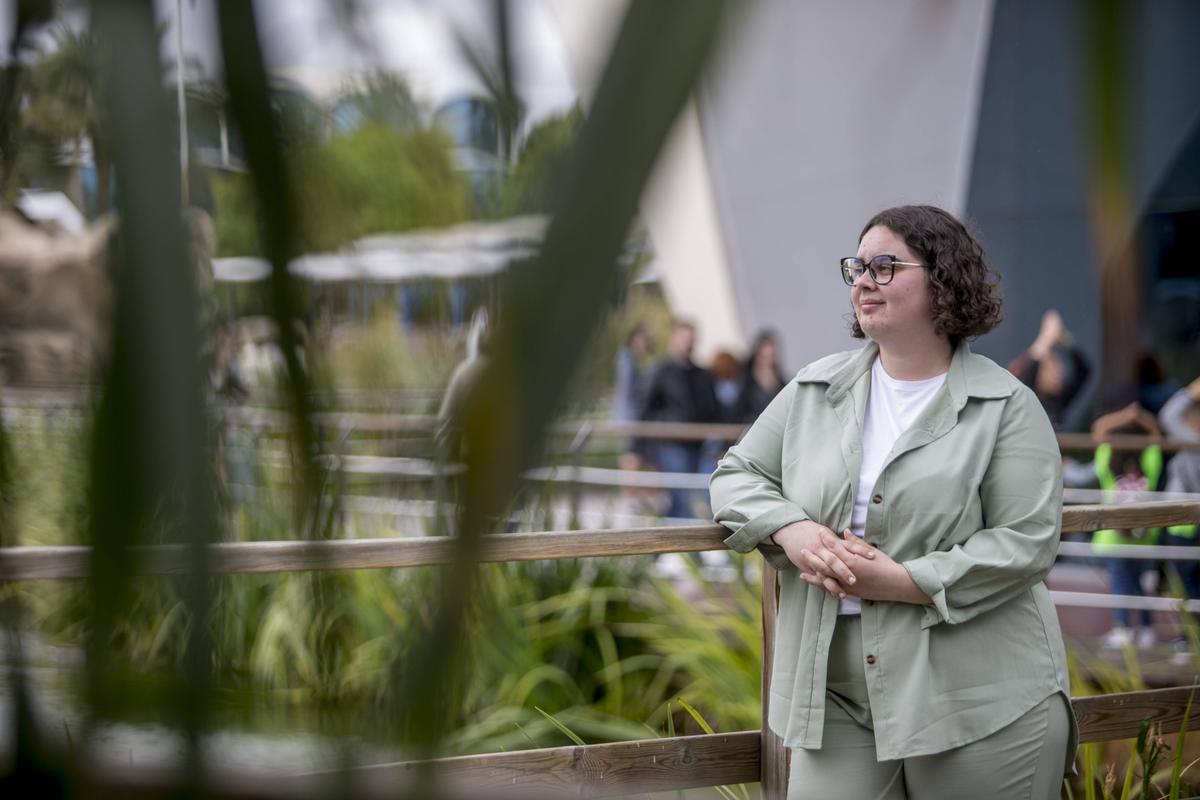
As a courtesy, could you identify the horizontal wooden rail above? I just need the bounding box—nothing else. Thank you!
[1058,431,1200,454]
[7,387,1200,451]
[334,687,1200,795]
[1058,501,1200,533]
[240,450,1200,496]
[0,526,724,580]
[3,502,1198,582]
[1063,488,1200,505]
[29,686,1200,799]
[219,410,1200,452]
[1074,685,1200,743]
[325,730,763,799]
[13,394,1200,456]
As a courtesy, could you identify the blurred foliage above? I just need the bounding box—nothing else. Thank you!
[567,284,674,405]
[6,22,111,214]
[210,170,259,256]
[500,107,583,216]
[212,124,469,257]
[450,1,524,165]
[332,70,422,135]
[310,310,465,391]
[8,416,763,752]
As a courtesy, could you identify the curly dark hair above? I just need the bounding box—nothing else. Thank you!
[849,205,1003,344]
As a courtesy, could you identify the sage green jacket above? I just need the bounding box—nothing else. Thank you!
[710,339,1078,776]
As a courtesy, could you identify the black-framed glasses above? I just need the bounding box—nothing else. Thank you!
[840,255,927,286]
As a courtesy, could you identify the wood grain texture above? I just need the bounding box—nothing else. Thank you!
[4,501,1199,581]
[1060,501,1200,532]
[53,688,1200,798]
[339,731,762,798]
[0,527,728,580]
[1058,432,1200,454]
[1074,685,1200,743]
[760,563,788,798]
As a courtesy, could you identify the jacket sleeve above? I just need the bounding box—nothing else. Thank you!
[710,381,809,571]
[901,385,1063,628]
[639,364,664,422]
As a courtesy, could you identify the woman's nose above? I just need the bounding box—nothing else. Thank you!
[853,270,877,289]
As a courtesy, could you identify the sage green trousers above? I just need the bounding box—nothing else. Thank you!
[786,615,1071,800]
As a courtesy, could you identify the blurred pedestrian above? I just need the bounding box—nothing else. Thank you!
[1090,402,1164,649]
[640,319,720,520]
[1007,310,1091,430]
[612,324,651,424]
[735,329,786,423]
[1159,377,1200,658]
[436,308,491,460]
[710,350,743,421]
[701,350,743,476]
[1135,352,1180,415]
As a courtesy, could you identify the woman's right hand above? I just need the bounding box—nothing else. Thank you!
[771,521,876,598]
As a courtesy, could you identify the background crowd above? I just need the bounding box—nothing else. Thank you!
[612,309,1200,654]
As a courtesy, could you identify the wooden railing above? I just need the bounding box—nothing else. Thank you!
[11,390,1195,454]
[4,499,1200,797]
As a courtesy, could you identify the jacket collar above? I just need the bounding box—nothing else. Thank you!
[796,338,1014,406]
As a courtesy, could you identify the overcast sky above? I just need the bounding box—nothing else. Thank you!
[1,0,580,129]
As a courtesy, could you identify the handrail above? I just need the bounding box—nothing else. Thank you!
[11,394,1200,452]
[220,412,1200,452]
[53,681,1200,800]
[2,501,1197,582]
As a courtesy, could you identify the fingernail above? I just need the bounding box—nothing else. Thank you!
[800,549,809,556]
[848,576,856,584]
[839,593,846,599]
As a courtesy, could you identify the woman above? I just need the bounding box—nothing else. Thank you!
[735,329,786,423]
[710,206,1077,799]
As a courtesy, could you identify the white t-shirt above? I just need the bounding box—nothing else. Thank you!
[839,357,947,615]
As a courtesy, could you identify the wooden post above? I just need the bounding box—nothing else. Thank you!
[760,562,788,797]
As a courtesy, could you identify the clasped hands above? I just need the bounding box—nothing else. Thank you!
[771,521,931,605]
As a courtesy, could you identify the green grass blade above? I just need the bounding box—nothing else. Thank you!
[676,697,715,735]
[1169,686,1197,799]
[534,706,586,746]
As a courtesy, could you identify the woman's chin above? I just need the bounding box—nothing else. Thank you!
[858,320,884,339]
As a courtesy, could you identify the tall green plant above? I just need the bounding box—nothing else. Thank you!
[400,0,730,763]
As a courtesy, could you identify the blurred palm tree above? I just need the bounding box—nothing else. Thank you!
[451,0,525,164]
[21,23,112,215]
[332,70,423,135]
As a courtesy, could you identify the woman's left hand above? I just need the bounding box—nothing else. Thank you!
[799,532,932,606]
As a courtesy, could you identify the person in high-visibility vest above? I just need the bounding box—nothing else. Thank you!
[1159,380,1200,660]
[1090,403,1165,649]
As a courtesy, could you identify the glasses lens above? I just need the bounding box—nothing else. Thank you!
[841,258,863,285]
[870,255,896,284]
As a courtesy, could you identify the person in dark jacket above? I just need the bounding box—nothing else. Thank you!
[640,319,720,519]
[1007,309,1091,431]
[736,328,787,423]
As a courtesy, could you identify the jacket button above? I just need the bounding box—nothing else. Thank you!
[866,654,877,665]
[872,494,883,504]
